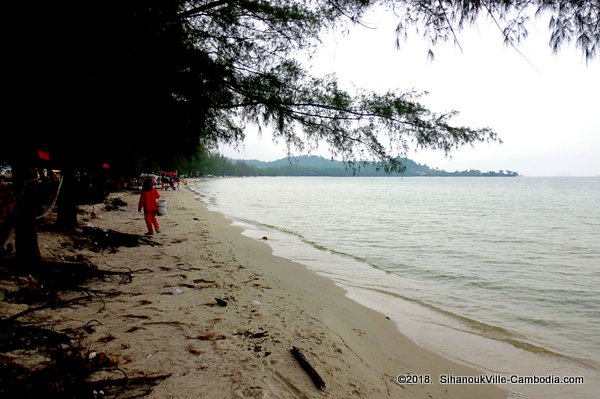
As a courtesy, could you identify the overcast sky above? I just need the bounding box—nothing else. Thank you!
[221,8,600,177]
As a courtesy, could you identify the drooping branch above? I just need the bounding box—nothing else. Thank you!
[392,0,600,62]
[177,0,236,20]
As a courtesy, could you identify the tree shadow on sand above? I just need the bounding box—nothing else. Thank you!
[0,226,168,398]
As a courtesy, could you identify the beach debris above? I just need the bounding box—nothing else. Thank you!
[88,351,113,369]
[290,346,326,390]
[250,331,268,339]
[233,330,269,339]
[187,345,203,356]
[97,334,116,343]
[191,333,227,341]
[192,278,217,289]
[215,298,228,307]
[103,197,128,211]
[122,314,150,320]
[172,287,184,295]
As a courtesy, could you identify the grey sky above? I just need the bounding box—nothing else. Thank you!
[222,9,600,177]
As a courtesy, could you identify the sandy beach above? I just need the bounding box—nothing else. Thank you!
[1,183,509,398]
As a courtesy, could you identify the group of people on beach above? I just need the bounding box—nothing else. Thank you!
[2,171,169,241]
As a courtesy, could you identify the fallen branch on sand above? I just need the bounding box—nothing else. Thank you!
[290,346,326,390]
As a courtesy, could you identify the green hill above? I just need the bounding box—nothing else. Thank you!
[230,155,518,177]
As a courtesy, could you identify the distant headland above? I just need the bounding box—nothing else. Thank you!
[217,155,519,177]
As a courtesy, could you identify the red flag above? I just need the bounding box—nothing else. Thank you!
[38,150,50,160]
[102,163,110,169]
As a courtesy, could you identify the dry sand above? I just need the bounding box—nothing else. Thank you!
[9,184,510,398]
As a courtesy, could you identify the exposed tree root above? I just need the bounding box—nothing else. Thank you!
[0,218,168,398]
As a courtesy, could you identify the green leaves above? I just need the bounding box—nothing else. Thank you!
[11,1,592,176]
[393,1,599,62]
[171,1,510,172]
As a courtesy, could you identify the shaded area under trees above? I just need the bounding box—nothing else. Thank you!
[0,199,167,398]
[4,0,598,261]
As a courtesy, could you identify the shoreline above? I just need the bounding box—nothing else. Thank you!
[194,198,509,399]
[192,177,600,399]
[179,186,511,397]
[190,177,600,399]
[227,218,600,399]
[23,185,508,398]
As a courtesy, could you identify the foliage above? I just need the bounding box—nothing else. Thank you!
[4,0,505,174]
[6,1,597,175]
[170,0,503,173]
[392,0,599,62]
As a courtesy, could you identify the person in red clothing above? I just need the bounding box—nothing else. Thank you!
[138,177,161,235]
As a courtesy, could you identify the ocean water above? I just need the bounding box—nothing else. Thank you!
[190,176,600,398]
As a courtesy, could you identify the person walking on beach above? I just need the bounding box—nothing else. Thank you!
[138,178,161,235]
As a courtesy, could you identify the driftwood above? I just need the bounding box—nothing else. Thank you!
[215,298,228,307]
[290,346,326,390]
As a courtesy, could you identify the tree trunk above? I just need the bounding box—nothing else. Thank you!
[14,165,42,266]
[55,162,79,230]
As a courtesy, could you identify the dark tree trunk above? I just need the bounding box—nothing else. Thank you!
[13,163,42,266]
[55,162,79,230]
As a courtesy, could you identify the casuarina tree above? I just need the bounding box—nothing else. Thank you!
[3,0,597,263]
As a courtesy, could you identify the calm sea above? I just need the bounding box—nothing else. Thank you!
[190,176,600,399]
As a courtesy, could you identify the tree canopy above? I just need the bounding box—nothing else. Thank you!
[5,1,598,175]
[393,0,599,62]
[2,0,598,261]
